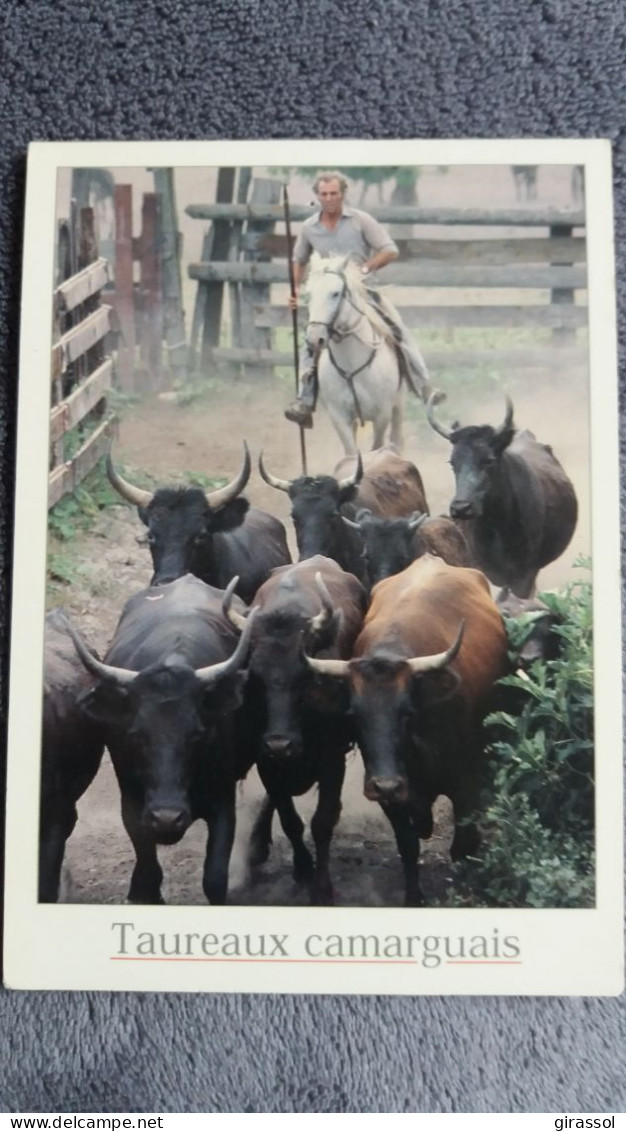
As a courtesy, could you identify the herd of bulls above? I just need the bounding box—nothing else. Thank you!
[40,392,578,908]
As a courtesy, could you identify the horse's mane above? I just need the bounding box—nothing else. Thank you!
[308,254,395,345]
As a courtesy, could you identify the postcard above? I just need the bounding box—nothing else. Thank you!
[4,138,622,994]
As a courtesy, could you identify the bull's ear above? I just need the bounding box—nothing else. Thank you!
[413,668,460,706]
[77,683,131,725]
[138,506,149,527]
[210,497,249,532]
[491,427,515,456]
[200,670,247,715]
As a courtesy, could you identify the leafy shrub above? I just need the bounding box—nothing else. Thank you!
[452,561,595,908]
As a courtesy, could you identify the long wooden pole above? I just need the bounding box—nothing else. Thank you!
[283,183,307,476]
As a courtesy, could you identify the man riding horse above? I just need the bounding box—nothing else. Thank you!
[285,170,432,430]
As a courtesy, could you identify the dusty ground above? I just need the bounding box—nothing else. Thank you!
[53,361,590,908]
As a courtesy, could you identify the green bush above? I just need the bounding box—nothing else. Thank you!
[452,561,595,908]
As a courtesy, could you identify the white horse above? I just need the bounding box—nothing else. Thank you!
[304,254,413,455]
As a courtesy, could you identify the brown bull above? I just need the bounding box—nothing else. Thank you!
[333,445,429,518]
[305,554,509,905]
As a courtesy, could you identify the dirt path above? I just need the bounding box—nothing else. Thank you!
[55,366,590,907]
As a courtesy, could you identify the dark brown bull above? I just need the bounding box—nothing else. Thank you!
[427,394,578,597]
[40,610,105,902]
[224,555,366,903]
[333,446,429,518]
[305,555,509,905]
[107,442,291,603]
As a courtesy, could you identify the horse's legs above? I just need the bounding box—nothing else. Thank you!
[372,413,390,449]
[390,387,405,452]
[324,401,359,455]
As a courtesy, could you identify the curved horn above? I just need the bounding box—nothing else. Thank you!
[60,613,138,686]
[337,450,363,492]
[106,450,154,509]
[425,390,454,442]
[258,451,292,494]
[407,511,429,533]
[309,571,335,633]
[407,620,465,675]
[341,515,362,531]
[495,395,515,438]
[222,575,248,633]
[304,654,351,678]
[195,606,258,686]
[206,441,251,509]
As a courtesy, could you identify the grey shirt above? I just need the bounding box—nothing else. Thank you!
[292,205,398,266]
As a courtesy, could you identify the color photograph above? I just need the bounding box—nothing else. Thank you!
[4,139,622,994]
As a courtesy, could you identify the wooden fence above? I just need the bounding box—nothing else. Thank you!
[70,168,187,392]
[186,180,588,377]
[49,207,116,508]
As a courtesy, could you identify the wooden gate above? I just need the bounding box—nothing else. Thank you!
[49,208,116,508]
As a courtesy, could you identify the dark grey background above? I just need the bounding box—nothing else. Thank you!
[1,0,624,1113]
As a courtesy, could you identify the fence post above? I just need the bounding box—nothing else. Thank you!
[550,222,576,346]
[229,166,253,353]
[114,184,136,392]
[138,191,163,384]
[199,167,236,369]
[153,168,187,382]
[238,176,282,374]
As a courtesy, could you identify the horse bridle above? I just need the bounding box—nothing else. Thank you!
[306,268,381,425]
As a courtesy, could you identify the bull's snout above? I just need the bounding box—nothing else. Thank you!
[146,806,190,842]
[364,776,409,803]
[450,499,473,520]
[262,734,301,761]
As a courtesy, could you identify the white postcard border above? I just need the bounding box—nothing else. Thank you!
[4,138,623,994]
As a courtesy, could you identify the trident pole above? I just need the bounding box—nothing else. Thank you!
[283,183,308,476]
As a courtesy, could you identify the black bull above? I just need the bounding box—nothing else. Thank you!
[40,610,105,902]
[106,442,291,603]
[224,556,367,903]
[426,394,578,598]
[65,574,256,905]
[258,446,429,586]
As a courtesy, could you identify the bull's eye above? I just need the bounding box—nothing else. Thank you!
[147,533,157,546]
[194,533,209,546]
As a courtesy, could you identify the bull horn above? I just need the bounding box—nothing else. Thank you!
[61,613,138,686]
[425,390,454,441]
[341,515,362,531]
[222,575,248,633]
[407,620,465,675]
[195,606,258,686]
[258,452,292,494]
[106,450,154,509]
[407,511,429,532]
[337,451,363,492]
[309,572,335,633]
[205,441,251,509]
[495,395,515,438]
[304,654,351,678]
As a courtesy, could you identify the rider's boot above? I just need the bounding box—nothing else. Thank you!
[285,367,316,428]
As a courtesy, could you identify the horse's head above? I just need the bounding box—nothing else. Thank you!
[305,254,356,350]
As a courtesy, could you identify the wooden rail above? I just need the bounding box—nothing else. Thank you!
[50,207,116,508]
[253,303,588,330]
[189,261,587,289]
[187,203,586,226]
